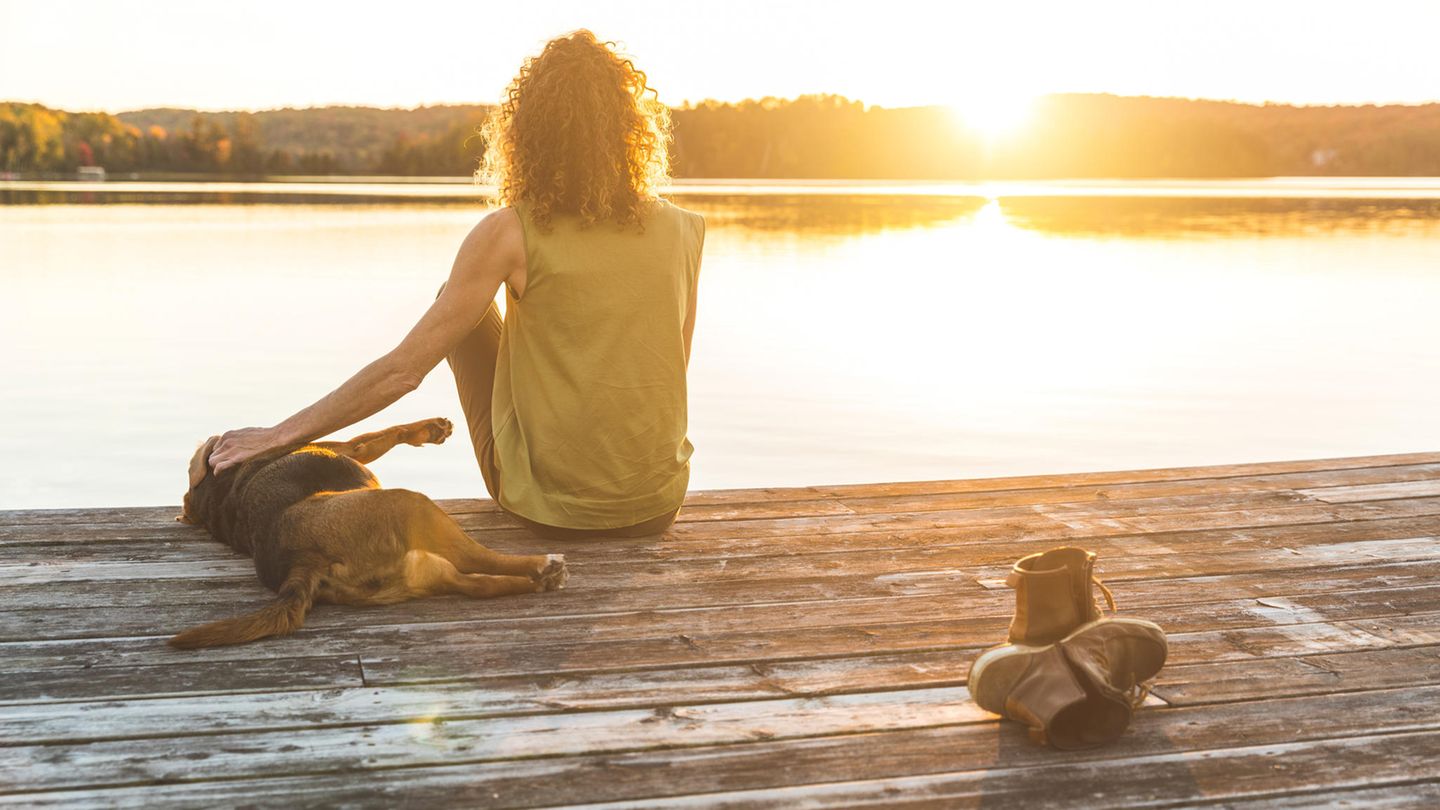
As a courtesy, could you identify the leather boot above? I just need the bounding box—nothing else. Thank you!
[1061,617,1169,703]
[969,618,1168,749]
[973,643,1133,749]
[1006,546,1116,645]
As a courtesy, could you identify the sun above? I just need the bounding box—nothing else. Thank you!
[949,92,1037,143]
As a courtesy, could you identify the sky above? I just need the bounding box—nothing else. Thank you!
[2,0,1438,114]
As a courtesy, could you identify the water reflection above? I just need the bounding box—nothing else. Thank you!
[12,180,1440,239]
[4,189,1440,509]
[998,196,1440,238]
[676,195,987,235]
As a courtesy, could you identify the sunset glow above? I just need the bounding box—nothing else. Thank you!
[950,92,1037,143]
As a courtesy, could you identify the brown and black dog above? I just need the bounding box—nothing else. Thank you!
[174,417,567,648]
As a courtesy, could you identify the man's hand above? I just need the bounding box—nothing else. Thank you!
[209,426,288,474]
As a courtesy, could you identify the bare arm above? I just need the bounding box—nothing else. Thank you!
[208,208,524,473]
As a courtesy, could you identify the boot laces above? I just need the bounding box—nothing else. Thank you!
[1125,681,1152,709]
[1087,567,1149,710]
[1092,575,1117,614]
[1088,640,1152,710]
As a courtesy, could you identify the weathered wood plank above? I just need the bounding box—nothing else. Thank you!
[353,609,1440,689]
[444,498,857,528]
[1300,478,1440,504]
[8,461,1440,562]
[6,561,1436,703]
[6,519,1440,635]
[0,598,1426,694]
[12,593,1417,701]
[1221,781,1440,809]
[0,651,963,745]
[6,530,1437,637]
[2,499,1427,575]
[9,502,1440,593]
[4,578,1435,697]
[0,492,858,532]
[440,487,1312,540]
[0,486,847,528]
[5,490,1434,576]
[835,462,1440,515]
[10,635,1439,751]
[2,576,1428,703]
[0,496,853,532]
[0,505,189,527]
[508,488,1331,541]
[6,546,1433,642]
[7,506,1437,588]
[435,494,859,518]
[7,450,1435,528]
[556,730,1440,808]
[5,455,1439,806]
[1,485,1320,546]
[808,450,1440,498]
[5,546,1437,653]
[2,532,1435,652]
[1153,644,1440,705]
[4,685,1438,804]
[1040,494,1440,535]
[0,655,365,705]
[0,686,985,792]
[439,466,1436,530]
[11,742,1440,808]
[1341,610,1440,645]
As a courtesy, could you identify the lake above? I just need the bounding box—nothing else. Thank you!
[4,178,1440,509]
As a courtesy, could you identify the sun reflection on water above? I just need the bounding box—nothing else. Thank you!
[3,189,1440,507]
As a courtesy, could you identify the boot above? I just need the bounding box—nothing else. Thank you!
[974,642,1133,749]
[969,618,1168,749]
[1006,546,1116,646]
[1062,617,1169,703]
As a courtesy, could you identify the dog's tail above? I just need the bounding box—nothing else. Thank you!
[168,562,324,649]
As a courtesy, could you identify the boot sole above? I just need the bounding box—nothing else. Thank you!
[970,641,1051,715]
[969,617,1167,715]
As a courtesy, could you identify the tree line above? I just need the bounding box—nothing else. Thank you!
[3,94,1438,179]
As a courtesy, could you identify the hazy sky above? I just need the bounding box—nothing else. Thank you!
[2,0,1437,113]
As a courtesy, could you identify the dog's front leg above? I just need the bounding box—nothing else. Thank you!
[316,417,453,464]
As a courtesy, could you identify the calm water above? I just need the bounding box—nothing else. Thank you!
[4,180,1440,509]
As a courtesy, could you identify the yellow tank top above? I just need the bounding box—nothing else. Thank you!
[492,198,705,529]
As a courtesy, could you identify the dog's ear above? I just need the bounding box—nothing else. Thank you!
[188,436,221,490]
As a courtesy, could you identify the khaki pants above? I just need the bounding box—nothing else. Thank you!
[441,287,680,540]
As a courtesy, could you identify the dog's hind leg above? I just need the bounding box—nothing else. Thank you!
[402,495,567,590]
[315,418,454,465]
[402,550,540,599]
[438,532,568,591]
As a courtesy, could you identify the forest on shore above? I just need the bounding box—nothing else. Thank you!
[3,93,1439,179]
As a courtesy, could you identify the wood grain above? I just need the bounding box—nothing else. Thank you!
[4,452,1440,806]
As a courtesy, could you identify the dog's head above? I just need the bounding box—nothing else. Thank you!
[177,435,221,526]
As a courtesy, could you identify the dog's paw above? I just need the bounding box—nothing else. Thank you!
[405,418,453,446]
[537,553,568,591]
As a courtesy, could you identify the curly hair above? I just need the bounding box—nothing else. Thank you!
[480,30,672,231]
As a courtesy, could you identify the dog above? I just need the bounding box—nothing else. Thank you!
[174,417,567,648]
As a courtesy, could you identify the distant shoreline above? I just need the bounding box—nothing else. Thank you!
[7,95,1440,181]
[7,176,1440,203]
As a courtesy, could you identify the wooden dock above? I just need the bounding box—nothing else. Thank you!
[3,452,1440,807]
